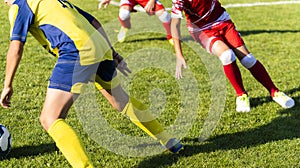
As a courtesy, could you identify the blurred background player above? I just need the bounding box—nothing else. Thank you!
[1,0,182,167]
[170,0,295,112]
[98,0,174,45]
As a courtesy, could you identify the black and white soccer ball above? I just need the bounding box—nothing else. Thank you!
[0,125,11,157]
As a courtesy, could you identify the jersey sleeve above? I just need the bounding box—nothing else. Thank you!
[9,3,34,43]
[171,0,184,19]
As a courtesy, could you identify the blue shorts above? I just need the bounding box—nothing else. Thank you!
[49,58,117,93]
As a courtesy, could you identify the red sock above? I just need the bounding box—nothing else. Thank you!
[248,61,278,97]
[162,22,172,40]
[118,16,131,29]
[223,61,247,96]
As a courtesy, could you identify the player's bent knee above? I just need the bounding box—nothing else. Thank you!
[39,115,53,131]
[40,112,62,131]
[240,53,257,68]
[219,49,236,65]
[158,10,171,22]
[119,8,130,21]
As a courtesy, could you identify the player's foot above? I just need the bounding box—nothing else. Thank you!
[236,94,250,112]
[117,27,128,43]
[272,91,295,108]
[168,38,174,46]
[165,138,183,153]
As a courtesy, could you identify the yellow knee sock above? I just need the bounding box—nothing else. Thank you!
[48,119,94,168]
[122,97,172,146]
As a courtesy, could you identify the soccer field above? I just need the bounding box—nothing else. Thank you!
[0,0,300,167]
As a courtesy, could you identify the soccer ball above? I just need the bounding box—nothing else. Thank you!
[0,125,11,157]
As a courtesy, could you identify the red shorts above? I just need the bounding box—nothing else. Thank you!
[190,20,244,53]
[120,0,165,13]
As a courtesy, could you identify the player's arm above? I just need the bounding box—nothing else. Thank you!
[74,6,112,47]
[144,0,155,13]
[171,17,187,79]
[98,0,111,9]
[75,6,131,75]
[91,18,131,75]
[0,40,24,108]
[90,18,131,76]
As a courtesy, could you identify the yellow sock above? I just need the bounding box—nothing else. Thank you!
[48,119,94,168]
[122,97,172,146]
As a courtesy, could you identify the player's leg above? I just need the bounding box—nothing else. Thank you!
[95,60,183,152]
[223,20,279,97]
[40,59,97,167]
[221,19,295,108]
[222,19,295,109]
[212,41,250,112]
[155,8,173,45]
[233,45,294,108]
[233,45,279,96]
[118,3,132,42]
[191,29,250,112]
[100,85,183,152]
[40,88,93,168]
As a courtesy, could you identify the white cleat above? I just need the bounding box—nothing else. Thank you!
[117,27,128,43]
[236,94,250,112]
[272,91,295,108]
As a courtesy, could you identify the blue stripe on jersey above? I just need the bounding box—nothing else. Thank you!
[39,24,79,60]
[10,0,34,42]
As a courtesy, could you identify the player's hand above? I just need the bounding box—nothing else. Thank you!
[144,1,155,14]
[113,52,131,76]
[0,86,13,109]
[98,0,110,9]
[175,56,187,79]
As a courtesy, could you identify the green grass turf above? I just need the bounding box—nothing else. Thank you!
[0,0,300,167]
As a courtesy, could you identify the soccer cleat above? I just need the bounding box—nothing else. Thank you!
[168,38,174,46]
[117,27,128,43]
[272,91,295,108]
[165,138,183,153]
[236,94,250,112]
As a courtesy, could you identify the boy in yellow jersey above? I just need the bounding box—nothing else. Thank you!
[1,0,182,167]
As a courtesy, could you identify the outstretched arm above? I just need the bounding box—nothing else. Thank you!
[75,6,131,75]
[91,18,131,76]
[0,40,24,108]
[171,17,187,79]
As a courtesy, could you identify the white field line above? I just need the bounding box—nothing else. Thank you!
[223,0,300,8]
[108,0,300,12]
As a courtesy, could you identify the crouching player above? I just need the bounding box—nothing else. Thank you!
[170,0,295,112]
[1,0,183,167]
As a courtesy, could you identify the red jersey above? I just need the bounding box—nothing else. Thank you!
[171,0,227,31]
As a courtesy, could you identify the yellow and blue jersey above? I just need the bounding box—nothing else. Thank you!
[8,0,117,93]
[9,0,111,65]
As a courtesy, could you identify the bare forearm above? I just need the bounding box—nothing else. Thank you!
[171,18,184,58]
[91,19,113,48]
[4,40,23,88]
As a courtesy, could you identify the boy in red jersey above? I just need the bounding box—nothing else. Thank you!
[99,0,173,45]
[171,0,294,112]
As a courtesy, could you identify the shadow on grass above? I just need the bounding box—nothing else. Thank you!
[250,87,300,108]
[138,88,300,168]
[3,143,57,160]
[125,36,167,43]
[239,29,300,36]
